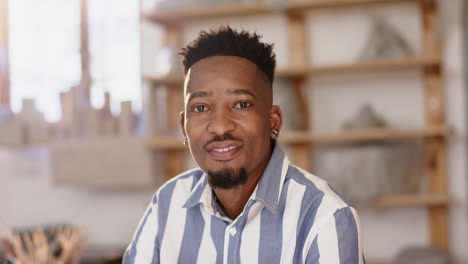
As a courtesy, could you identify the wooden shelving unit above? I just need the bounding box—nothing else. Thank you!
[143,0,420,24]
[144,56,441,86]
[141,0,449,250]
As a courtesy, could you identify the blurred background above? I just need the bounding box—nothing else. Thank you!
[0,0,467,263]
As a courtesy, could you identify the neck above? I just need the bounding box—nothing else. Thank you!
[213,143,274,219]
[213,174,261,219]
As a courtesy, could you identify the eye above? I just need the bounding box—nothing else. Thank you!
[234,101,251,109]
[192,105,208,113]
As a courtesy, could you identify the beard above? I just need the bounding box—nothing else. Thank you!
[207,167,248,189]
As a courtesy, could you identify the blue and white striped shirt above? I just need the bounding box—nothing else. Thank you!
[123,143,364,264]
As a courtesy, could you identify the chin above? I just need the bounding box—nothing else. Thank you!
[207,167,248,189]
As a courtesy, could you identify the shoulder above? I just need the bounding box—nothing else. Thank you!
[286,165,351,215]
[150,168,205,205]
[286,165,362,244]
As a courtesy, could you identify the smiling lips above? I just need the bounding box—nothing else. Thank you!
[213,146,238,153]
[205,140,243,161]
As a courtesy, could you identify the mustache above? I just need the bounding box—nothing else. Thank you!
[203,133,242,149]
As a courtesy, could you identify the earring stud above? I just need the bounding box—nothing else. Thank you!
[183,137,188,145]
[272,130,279,136]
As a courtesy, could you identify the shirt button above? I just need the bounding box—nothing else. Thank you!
[229,227,237,236]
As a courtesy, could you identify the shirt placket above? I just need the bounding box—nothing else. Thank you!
[202,189,259,264]
[224,220,241,264]
[223,200,256,264]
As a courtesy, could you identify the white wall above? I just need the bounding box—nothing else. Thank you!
[0,147,154,246]
[440,1,467,262]
[1,0,466,262]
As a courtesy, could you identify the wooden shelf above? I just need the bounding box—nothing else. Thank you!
[145,56,440,86]
[280,126,448,145]
[142,0,420,25]
[143,2,270,24]
[376,193,449,207]
[287,0,417,9]
[147,126,448,150]
[307,56,440,74]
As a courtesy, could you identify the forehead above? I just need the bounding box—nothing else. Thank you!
[184,55,265,94]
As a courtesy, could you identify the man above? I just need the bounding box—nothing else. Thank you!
[124,26,364,264]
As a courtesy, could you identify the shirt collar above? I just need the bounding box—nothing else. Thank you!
[183,141,289,214]
[254,141,289,213]
[183,175,208,209]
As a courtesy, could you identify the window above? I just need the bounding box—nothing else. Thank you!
[8,0,81,122]
[88,0,141,114]
[8,0,140,122]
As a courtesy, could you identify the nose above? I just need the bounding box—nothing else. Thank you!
[206,108,236,136]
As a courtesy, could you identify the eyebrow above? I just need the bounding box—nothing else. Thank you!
[187,91,213,103]
[227,89,256,98]
[187,89,256,103]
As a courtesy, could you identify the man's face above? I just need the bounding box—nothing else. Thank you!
[180,55,281,189]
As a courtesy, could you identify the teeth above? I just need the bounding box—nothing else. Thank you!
[213,146,237,153]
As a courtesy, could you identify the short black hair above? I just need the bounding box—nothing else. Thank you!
[179,26,276,84]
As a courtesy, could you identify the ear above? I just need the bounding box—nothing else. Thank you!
[269,105,282,139]
[180,111,187,138]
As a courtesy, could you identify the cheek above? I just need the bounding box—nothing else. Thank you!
[186,122,206,163]
[186,118,203,137]
[239,116,270,144]
[186,119,209,156]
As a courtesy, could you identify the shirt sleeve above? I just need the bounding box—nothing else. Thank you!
[306,206,364,264]
[123,195,160,264]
